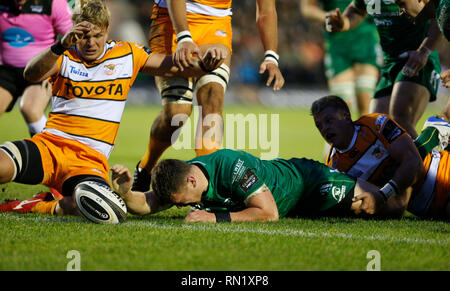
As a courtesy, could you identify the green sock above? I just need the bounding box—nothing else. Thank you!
[414,127,440,159]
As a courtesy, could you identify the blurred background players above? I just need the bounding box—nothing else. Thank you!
[394,0,450,120]
[300,0,381,117]
[326,0,442,139]
[132,0,285,192]
[0,0,73,136]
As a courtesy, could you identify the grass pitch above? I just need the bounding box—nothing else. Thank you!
[0,105,448,271]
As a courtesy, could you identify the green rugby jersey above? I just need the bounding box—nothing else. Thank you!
[434,0,450,41]
[187,149,304,218]
[353,0,430,60]
[187,149,357,218]
[320,0,378,42]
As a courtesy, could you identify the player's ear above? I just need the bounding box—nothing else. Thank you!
[187,175,197,188]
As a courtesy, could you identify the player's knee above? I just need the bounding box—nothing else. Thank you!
[0,142,22,183]
[197,84,225,114]
[19,99,44,122]
[161,104,192,126]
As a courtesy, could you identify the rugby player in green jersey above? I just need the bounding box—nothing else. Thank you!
[325,0,442,139]
[394,0,450,119]
[300,0,381,116]
[110,149,393,223]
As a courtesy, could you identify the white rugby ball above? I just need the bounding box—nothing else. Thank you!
[74,181,127,224]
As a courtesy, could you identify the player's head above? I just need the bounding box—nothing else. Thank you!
[151,159,201,207]
[72,0,111,61]
[395,0,433,19]
[311,95,354,149]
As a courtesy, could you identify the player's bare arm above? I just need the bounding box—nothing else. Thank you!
[402,19,443,77]
[167,0,200,70]
[24,21,94,82]
[185,185,279,223]
[300,0,327,22]
[386,135,426,194]
[256,0,285,91]
[326,3,367,32]
[141,45,228,78]
[111,165,170,215]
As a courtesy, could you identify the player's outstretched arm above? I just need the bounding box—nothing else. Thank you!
[141,45,228,78]
[184,185,279,223]
[110,164,170,215]
[325,3,367,33]
[24,21,93,82]
[300,0,327,23]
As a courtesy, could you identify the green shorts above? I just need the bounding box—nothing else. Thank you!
[374,51,441,101]
[324,33,382,79]
[287,158,356,217]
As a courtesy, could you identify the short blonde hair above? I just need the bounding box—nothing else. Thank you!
[72,0,110,30]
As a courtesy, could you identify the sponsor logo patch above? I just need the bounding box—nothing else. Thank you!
[239,168,259,192]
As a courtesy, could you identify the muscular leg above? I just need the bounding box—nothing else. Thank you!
[370,95,390,115]
[390,81,429,139]
[0,86,14,116]
[194,51,231,156]
[353,63,379,116]
[195,82,225,156]
[140,101,192,173]
[20,81,51,136]
[0,149,16,184]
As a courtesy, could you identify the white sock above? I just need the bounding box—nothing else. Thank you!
[27,115,47,136]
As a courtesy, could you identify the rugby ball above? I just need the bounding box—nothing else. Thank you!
[74,181,127,224]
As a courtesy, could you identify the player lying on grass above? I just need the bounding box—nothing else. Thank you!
[0,0,227,219]
[110,149,396,223]
[311,95,449,219]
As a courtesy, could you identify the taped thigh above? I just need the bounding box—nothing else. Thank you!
[0,140,43,184]
[355,75,378,95]
[329,82,355,100]
[195,63,230,93]
[157,77,194,105]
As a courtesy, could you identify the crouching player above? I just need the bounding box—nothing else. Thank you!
[0,0,227,222]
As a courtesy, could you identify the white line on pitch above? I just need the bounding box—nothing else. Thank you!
[1,213,448,246]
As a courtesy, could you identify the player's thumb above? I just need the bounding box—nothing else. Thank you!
[259,62,267,74]
[352,194,365,202]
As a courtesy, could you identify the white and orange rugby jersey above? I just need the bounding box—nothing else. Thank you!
[325,113,407,187]
[155,0,232,17]
[46,40,152,158]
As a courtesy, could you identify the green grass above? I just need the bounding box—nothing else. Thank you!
[0,105,448,271]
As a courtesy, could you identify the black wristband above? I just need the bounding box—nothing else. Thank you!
[176,34,192,43]
[378,190,388,203]
[214,212,231,223]
[50,41,67,55]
